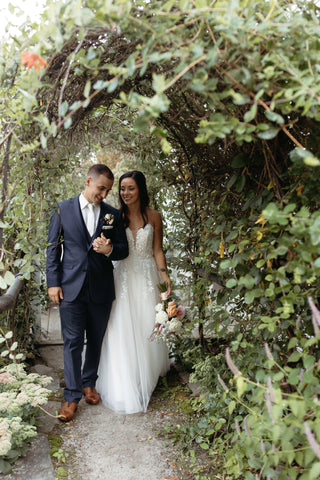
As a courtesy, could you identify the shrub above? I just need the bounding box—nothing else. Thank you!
[221,298,320,479]
[0,330,52,474]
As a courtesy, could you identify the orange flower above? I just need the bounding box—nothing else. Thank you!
[21,51,47,71]
[166,301,178,318]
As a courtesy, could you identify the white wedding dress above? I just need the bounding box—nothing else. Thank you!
[96,224,170,414]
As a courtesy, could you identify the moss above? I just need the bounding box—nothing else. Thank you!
[48,434,62,456]
[55,466,68,478]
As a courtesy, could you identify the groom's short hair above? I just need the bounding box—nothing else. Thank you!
[87,164,114,180]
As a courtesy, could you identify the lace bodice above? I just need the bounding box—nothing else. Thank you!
[126,224,154,258]
[113,223,160,299]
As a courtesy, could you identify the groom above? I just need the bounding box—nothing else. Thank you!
[46,164,128,421]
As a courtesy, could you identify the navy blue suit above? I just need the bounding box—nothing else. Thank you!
[46,196,128,403]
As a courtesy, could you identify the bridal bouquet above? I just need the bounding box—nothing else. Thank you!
[150,282,186,344]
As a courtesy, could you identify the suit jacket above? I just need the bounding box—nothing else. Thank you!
[46,195,128,303]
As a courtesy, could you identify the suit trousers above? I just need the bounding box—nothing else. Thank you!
[59,278,112,403]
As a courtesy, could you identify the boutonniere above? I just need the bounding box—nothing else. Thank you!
[104,213,114,225]
[102,213,114,231]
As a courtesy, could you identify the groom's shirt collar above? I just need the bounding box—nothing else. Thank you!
[79,193,91,211]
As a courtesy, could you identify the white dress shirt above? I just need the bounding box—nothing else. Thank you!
[79,193,99,236]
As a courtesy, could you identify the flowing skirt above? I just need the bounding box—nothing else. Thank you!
[96,256,170,414]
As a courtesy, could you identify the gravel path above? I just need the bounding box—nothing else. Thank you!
[2,344,179,480]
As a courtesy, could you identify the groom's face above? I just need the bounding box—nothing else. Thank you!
[84,174,114,204]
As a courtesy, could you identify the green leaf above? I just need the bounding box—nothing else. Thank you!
[69,101,82,111]
[107,79,118,93]
[227,174,238,189]
[288,337,298,349]
[195,0,207,6]
[288,351,301,363]
[262,203,289,225]
[248,458,262,469]
[304,156,320,166]
[235,175,246,192]
[288,368,301,386]
[93,80,108,90]
[265,110,284,125]
[160,138,172,154]
[0,276,7,289]
[310,462,320,480]
[84,80,91,98]
[17,88,36,102]
[220,260,231,270]
[244,103,257,122]
[244,290,256,304]
[152,73,166,94]
[256,259,265,268]
[257,127,279,140]
[289,400,303,418]
[290,147,318,163]
[4,271,15,286]
[64,117,72,129]
[179,0,190,8]
[228,400,236,415]
[59,101,68,117]
[0,458,12,475]
[236,376,247,397]
[226,279,237,288]
[200,442,209,450]
[10,341,18,351]
[303,355,315,369]
[232,154,247,168]
[309,216,320,245]
[40,132,47,149]
[239,274,255,289]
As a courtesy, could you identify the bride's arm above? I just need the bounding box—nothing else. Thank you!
[152,211,171,297]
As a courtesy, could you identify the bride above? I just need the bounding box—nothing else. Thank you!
[94,170,171,413]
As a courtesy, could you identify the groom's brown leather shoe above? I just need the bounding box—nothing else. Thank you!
[58,401,78,422]
[83,387,100,405]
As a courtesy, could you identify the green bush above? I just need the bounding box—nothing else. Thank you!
[0,330,52,474]
[223,298,320,479]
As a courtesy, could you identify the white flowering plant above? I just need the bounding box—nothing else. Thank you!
[0,329,52,475]
[150,282,186,346]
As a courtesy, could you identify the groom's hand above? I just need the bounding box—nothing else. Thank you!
[48,286,64,305]
[93,233,112,256]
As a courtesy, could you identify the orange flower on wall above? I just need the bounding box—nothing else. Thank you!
[21,51,47,71]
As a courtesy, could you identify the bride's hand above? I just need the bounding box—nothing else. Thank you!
[162,277,171,298]
[93,234,112,255]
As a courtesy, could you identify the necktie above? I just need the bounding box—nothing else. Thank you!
[87,203,96,237]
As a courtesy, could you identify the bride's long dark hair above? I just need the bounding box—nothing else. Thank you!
[119,170,150,228]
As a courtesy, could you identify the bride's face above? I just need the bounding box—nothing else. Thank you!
[120,177,140,206]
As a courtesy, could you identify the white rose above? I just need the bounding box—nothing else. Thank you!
[168,319,183,333]
[155,310,169,324]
